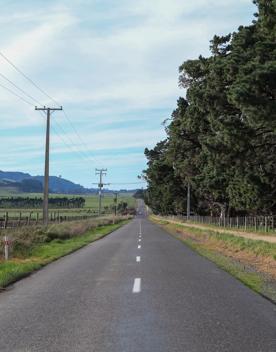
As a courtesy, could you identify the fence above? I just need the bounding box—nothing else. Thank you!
[0,210,108,229]
[168,215,276,233]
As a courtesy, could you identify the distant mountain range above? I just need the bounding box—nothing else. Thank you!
[0,170,137,194]
[0,170,92,194]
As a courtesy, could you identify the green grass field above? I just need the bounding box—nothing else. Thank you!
[0,188,136,211]
[0,194,136,222]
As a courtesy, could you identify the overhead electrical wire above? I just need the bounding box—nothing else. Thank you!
[0,71,43,107]
[0,60,143,187]
[110,182,146,185]
[0,50,103,167]
[0,72,94,164]
[37,110,96,165]
[0,51,59,105]
[0,79,97,165]
[0,81,35,107]
[61,108,104,166]
[52,117,96,164]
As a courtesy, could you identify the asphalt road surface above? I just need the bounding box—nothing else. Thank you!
[0,213,275,351]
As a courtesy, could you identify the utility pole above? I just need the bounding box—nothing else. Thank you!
[113,192,118,216]
[187,182,191,220]
[35,106,62,225]
[95,168,108,216]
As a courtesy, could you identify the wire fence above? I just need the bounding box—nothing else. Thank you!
[0,210,113,229]
[168,215,276,233]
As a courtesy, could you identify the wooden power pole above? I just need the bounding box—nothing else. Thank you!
[114,192,118,216]
[95,168,108,216]
[35,106,62,225]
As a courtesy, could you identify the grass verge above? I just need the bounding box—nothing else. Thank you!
[0,219,129,289]
[151,216,276,303]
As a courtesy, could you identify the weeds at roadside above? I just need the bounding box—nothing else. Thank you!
[0,217,130,288]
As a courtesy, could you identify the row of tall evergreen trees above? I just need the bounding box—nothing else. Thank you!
[143,0,276,216]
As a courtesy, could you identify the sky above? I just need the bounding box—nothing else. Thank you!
[0,0,256,189]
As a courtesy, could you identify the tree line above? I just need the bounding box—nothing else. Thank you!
[0,197,86,209]
[144,0,276,216]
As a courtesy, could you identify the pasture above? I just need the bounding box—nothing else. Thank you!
[0,192,137,224]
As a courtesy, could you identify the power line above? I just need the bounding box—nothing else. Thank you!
[0,81,34,106]
[37,110,97,167]
[0,71,43,107]
[52,116,97,164]
[110,182,146,185]
[61,108,104,167]
[0,51,103,166]
[39,111,94,164]
[0,75,94,164]
[0,51,59,105]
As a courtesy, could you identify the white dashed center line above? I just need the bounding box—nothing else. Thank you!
[138,245,141,249]
[138,238,141,242]
[132,278,141,293]
[136,256,141,262]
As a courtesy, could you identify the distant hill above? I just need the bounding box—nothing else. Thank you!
[0,170,93,194]
[0,170,140,195]
[0,171,31,182]
[0,178,43,193]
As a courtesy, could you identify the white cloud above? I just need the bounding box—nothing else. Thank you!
[0,0,255,185]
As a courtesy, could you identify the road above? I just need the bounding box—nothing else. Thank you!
[0,214,275,351]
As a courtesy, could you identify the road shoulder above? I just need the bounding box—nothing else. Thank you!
[150,216,276,304]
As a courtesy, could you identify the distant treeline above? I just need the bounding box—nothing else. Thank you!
[144,1,276,216]
[0,197,86,209]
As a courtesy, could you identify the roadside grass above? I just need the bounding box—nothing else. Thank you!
[151,217,276,302]
[0,261,42,290]
[182,237,263,293]
[0,219,130,289]
[183,220,276,236]
[155,219,276,259]
[182,224,276,259]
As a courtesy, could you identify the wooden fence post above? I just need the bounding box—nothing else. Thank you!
[27,212,32,226]
[4,212,8,229]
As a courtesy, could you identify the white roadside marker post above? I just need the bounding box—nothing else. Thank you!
[4,235,9,260]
